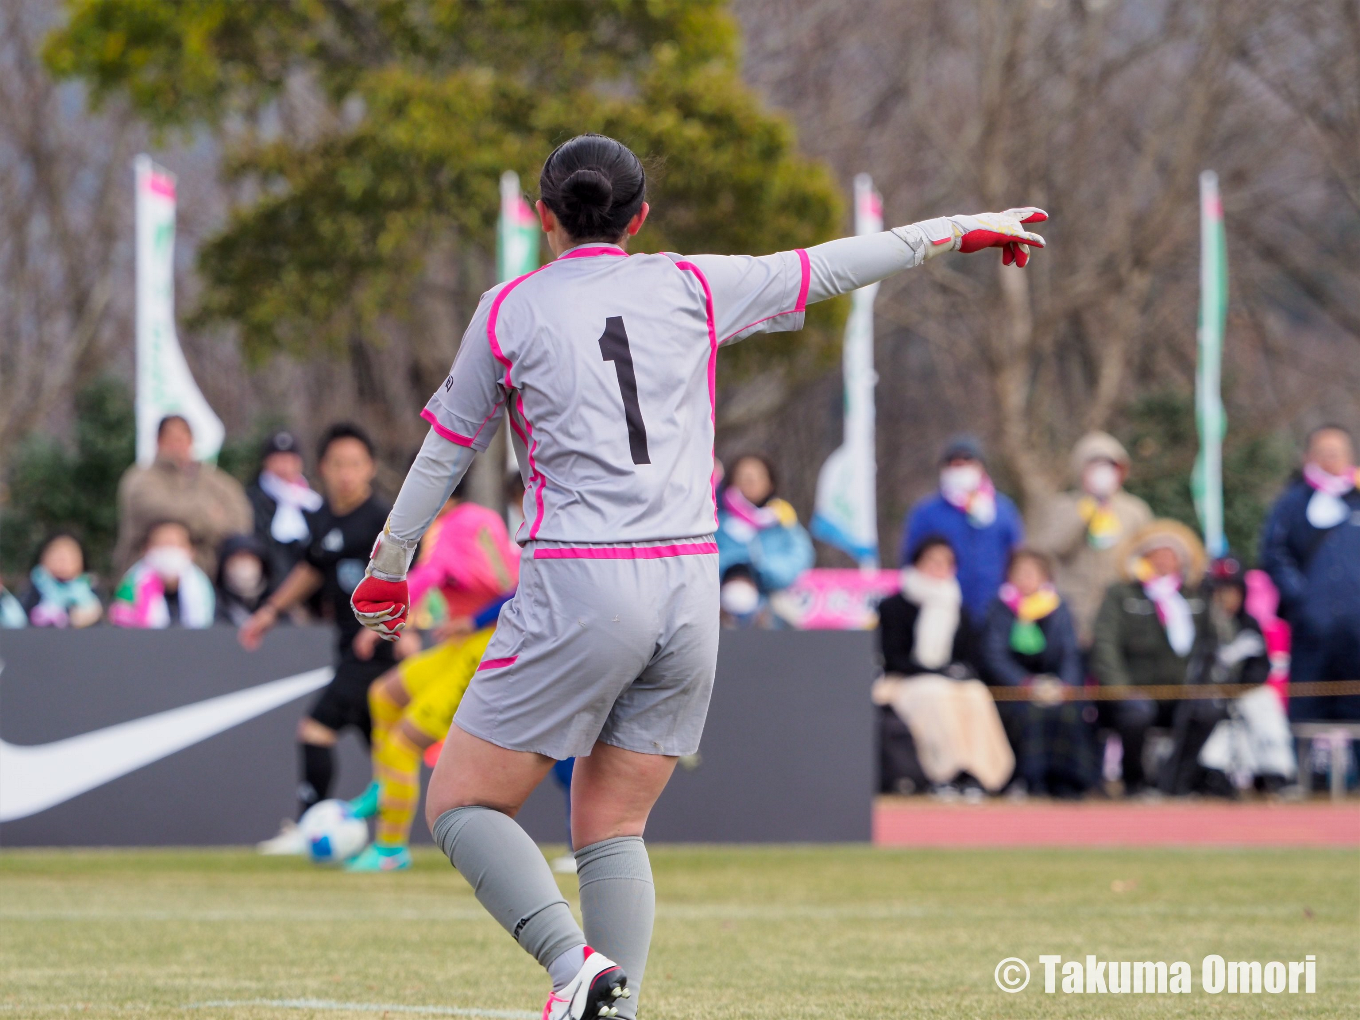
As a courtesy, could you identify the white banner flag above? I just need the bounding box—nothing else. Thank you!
[811,174,881,567]
[135,155,224,465]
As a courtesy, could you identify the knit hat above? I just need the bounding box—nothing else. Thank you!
[1116,518,1207,585]
[939,434,986,465]
[1070,431,1131,480]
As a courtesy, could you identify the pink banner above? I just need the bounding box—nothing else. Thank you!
[777,568,900,630]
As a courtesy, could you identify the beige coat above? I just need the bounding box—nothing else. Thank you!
[114,458,253,577]
[1029,489,1152,646]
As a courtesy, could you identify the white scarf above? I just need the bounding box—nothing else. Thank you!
[1142,572,1195,657]
[899,567,962,670]
[259,470,324,544]
[1302,462,1358,529]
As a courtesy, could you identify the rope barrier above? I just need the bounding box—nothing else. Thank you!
[983,680,1360,702]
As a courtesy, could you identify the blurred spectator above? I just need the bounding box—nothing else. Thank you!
[718,563,775,629]
[19,532,103,628]
[716,453,814,626]
[1092,519,1208,794]
[246,430,322,593]
[216,534,272,627]
[114,415,252,578]
[873,536,1014,796]
[980,550,1094,797]
[109,519,216,629]
[0,580,26,628]
[899,435,1024,623]
[1159,557,1274,795]
[1260,424,1360,722]
[1028,431,1152,646]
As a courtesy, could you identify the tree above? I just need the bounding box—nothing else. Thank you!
[45,0,844,464]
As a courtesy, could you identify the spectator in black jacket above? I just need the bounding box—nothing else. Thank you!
[1259,424,1360,722]
[980,549,1095,797]
[245,431,323,596]
[874,536,1014,796]
[215,533,273,627]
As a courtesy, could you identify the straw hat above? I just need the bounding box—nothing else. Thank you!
[1115,518,1207,585]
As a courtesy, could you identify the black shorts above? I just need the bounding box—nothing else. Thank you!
[307,657,390,741]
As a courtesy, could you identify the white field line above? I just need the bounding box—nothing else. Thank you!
[189,1000,536,1018]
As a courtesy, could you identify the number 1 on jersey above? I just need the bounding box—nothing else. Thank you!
[597,316,651,465]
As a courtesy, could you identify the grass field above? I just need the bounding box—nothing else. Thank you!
[1,845,1355,1019]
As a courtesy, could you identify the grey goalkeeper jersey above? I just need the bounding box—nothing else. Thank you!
[423,243,811,544]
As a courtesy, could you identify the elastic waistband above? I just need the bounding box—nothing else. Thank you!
[527,538,718,561]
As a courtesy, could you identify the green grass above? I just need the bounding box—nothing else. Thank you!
[0,846,1355,1019]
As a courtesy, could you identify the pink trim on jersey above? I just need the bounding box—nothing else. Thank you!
[487,269,552,541]
[672,260,720,526]
[716,249,813,344]
[476,655,519,672]
[533,542,719,560]
[795,248,811,311]
[419,407,476,448]
[557,246,628,260]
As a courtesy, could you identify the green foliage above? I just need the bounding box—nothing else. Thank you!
[1119,390,1294,565]
[46,0,843,377]
[0,377,135,583]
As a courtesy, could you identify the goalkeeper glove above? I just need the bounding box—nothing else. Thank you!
[916,207,1048,267]
[350,529,416,641]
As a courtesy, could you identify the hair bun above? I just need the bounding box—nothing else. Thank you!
[563,167,613,210]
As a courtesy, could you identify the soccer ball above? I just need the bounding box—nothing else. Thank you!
[298,799,369,864]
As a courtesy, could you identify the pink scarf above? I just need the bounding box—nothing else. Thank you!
[721,486,781,531]
[1141,572,1195,657]
[1303,462,1358,496]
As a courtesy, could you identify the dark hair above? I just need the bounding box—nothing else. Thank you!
[909,534,956,567]
[1006,547,1053,581]
[729,453,778,501]
[539,134,646,241]
[33,530,87,571]
[318,422,374,461]
[157,414,191,439]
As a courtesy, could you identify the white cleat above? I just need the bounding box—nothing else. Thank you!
[256,818,307,856]
[542,948,629,1020]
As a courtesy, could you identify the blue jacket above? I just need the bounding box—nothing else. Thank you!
[716,501,814,593]
[979,598,1084,687]
[899,492,1024,622]
[1260,477,1360,705]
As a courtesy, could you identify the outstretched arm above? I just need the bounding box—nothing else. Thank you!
[805,207,1048,303]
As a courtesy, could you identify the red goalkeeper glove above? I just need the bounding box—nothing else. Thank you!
[946,207,1048,267]
[350,575,408,640]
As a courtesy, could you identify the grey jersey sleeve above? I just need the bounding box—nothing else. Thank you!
[671,250,809,347]
[803,217,954,304]
[421,285,508,451]
[383,427,477,549]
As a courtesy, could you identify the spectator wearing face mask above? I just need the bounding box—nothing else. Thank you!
[899,435,1024,624]
[1028,432,1152,647]
[114,414,252,578]
[716,453,814,627]
[109,519,216,628]
[979,549,1094,798]
[246,431,323,595]
[19,532,103,628]
[1091,519,1209,795]
[1260,424,1360,723]
[216,534,273,627]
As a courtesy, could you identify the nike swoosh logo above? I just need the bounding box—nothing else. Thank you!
[0,667,332,822]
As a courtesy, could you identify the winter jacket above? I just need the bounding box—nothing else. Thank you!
[716,494,814,593]
[899,493,1024,622]
[1091,580,1210,689]
[1027,489,1152,646]
[979,598,1084,687]
[246,479,308,596]
[877,593,977,678]
[114,457,252,578]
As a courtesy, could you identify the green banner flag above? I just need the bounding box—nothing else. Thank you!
[1192,170,1228,558]
[498,171,540,282]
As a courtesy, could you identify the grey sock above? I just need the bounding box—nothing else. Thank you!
[432,806,585,971]
[575,836,654,1019]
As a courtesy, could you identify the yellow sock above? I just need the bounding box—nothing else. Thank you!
[374,728,423,849]
[368,677,403,754]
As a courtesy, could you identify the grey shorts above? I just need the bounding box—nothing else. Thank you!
[453,539,720,759]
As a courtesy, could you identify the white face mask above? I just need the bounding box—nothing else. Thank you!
[145,545,192,580]
[940,464,982,499]
[224,557,264,595]
[720,579,761,617]
[1084,461,1121,499]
